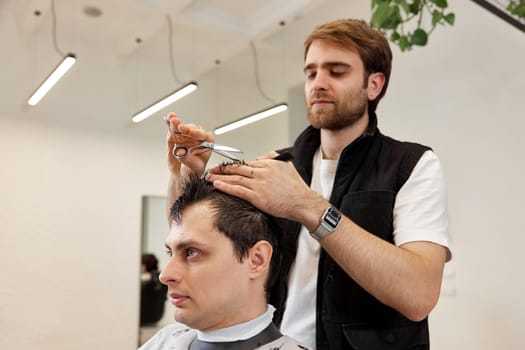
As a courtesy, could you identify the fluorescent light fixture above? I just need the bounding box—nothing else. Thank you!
[27,53,76,106]
[214,103,288,135]
[131,81,198,123]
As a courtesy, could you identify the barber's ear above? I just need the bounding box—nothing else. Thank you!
[367,72,385,101]
[247,241,273,279]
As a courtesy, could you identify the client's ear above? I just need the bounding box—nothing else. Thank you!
[247,240,273,279]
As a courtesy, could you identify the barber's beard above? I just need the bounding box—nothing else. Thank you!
[307,89,368,130]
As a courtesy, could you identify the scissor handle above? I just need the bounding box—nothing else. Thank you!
[172,145,191,159]
[170,133,241,162]
[172,143,210,159]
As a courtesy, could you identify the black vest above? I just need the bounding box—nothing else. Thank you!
[270,114,431,350]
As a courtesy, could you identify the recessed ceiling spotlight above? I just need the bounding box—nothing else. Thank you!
[83,5,102,18]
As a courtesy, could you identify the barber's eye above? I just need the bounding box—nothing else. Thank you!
[165,249,173,257]
[305,71,316,80]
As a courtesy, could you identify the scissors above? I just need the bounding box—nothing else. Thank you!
[170,132,243,162]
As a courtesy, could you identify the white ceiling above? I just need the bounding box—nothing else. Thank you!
[0,0,371,136]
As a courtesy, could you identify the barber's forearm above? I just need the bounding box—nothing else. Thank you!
[318,217,446,321]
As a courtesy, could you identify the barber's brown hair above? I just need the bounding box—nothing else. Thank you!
[304,19,392,113]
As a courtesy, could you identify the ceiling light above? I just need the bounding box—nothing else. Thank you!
[27,53,76,106]
[214,103,288,135]
[132,16,198,123]
[214,41,288,135]
[131,82,198,123]
[27,0,76,107]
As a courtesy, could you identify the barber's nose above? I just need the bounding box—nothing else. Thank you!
[310,72,330,93]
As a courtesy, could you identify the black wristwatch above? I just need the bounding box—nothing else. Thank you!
[310,206,341,241]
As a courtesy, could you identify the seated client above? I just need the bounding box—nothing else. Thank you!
[139,176,309,350]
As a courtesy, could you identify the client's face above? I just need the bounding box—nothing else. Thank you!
[159,202,252,331]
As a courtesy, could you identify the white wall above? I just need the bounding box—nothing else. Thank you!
[0,117,162,349]
[378,2,525,349]
[1,1,524,349]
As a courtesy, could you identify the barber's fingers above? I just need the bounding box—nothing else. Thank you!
[177,123,214,143]
[165,113,182,133]
[256,151,279,160]
[210,159,290,178]
[164,113,214,143]
[209,162,244,175]
[222,163,258,178]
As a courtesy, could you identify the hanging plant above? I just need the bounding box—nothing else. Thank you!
[507,0,525,19]
[370,0,455,51]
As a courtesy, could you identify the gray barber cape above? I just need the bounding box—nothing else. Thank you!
[139,323,310,350]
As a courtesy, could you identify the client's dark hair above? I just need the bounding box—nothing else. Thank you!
[170,175,283,299]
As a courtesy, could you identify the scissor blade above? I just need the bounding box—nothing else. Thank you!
[210,143,242,153]
[213,149,242,162]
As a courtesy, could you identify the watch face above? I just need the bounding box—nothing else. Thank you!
[325,207,341,228]
[311,207,341,241]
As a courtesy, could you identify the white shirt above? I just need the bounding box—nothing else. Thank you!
[280,149,451,349]
[279,149,336,348]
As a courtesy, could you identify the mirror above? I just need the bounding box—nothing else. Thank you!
[139,195,171,345]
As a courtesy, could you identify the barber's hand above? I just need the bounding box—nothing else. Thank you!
[165,112,214,178]
[206,157,325,226]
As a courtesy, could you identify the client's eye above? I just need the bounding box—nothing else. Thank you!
[186,248,198,258]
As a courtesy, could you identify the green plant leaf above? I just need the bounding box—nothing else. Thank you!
[444,12,455,25]
[391,31,401,41]
[409,0,422,14]
[371,0,384,9]
[399,37,411,51]
[369,0,455,52]
[371,2,392,28]
[395,0,411,15]
[432,10,443,26]
[411,28,428,46]
[430,0,448,9]
[371,3,402,30]
[387,7,403,29]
